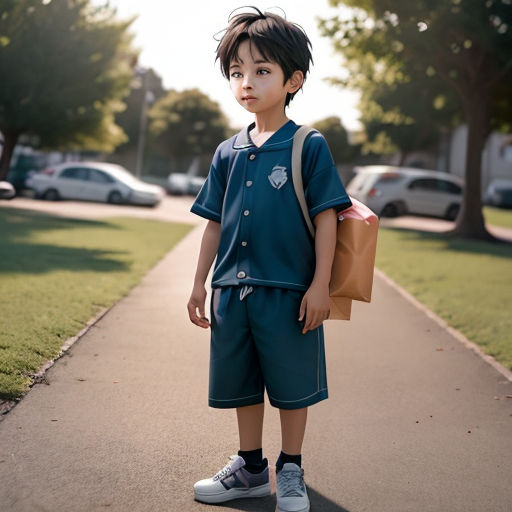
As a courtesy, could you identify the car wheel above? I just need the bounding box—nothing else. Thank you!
[380,202,399,217]
[445,204,459,221]
[42,189,60,201]
[108,191,124,204]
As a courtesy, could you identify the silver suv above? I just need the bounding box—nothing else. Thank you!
[346,166,464,220]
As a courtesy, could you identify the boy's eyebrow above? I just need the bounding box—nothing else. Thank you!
[230,58,271,69]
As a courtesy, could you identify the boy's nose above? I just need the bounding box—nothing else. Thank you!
[242,75,253,88]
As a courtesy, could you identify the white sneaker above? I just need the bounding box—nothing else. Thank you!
[194,455,270,504]
[276,463,310,512]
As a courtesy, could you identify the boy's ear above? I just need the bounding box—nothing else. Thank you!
[287,70,304,94]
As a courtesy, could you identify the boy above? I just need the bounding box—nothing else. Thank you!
[187,7,352,512]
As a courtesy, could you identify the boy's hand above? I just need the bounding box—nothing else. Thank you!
[187,283,210,329]
[298,282,330,334]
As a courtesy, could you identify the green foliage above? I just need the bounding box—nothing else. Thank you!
[0,0,139,152]
[148,88,230,158]
[320,0,512,155]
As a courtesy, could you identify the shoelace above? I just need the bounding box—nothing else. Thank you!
[278,468,306,497]
[212,457,236,481]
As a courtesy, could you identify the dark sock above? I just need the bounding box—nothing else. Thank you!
[276,450,302,471]
[238,448,267,473]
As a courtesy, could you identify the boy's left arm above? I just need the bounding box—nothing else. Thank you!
[299,207,338,334]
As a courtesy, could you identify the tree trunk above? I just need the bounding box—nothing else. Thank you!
[444,91,504,243]
[0,130,20,181]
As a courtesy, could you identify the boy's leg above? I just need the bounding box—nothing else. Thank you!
[237,403,267,473]
[276,406,310,512]
[279,406,307,456]
[237,402,265,450]
[194,288,270,504]
[194,402,269,503]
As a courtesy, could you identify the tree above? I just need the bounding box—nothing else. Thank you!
[320,0,512,242]
[148,88,229,160]
[0,0,138,180]
[311,116,353,163]
[332,54,461,163]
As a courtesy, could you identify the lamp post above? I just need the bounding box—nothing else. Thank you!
[135,67,155,179]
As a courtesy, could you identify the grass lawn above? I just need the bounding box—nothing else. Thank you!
[483,206,512,229]
[0,207,194,400]
[375,226,512,371]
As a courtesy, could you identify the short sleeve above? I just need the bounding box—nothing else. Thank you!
[190,143,225,222]
[302,132,352,219]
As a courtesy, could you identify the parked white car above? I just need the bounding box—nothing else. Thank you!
[0,181,16,200]
[26,162,166,207]
[484,179,512,208]
[346,166,464,220]
[167,173,206,196]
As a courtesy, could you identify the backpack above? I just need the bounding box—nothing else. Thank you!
[291,126,379,320]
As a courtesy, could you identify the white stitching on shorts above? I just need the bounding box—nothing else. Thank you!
[267,389,328,404]
[209,392,263,402]
[317,328,320,392]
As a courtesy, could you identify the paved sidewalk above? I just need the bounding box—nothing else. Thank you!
[1,221,511,512]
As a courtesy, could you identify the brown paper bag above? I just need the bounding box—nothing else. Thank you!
[328,296,352,320]
[291,126,379,320]
[329,216,379,303]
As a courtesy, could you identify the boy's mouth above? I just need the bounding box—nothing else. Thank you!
[242,96,257,101]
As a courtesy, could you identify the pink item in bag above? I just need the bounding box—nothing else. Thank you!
[338,196,379,224]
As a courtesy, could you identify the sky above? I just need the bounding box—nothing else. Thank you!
[101,0,362,132]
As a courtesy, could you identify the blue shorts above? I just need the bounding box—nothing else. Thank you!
[208,285,328,410]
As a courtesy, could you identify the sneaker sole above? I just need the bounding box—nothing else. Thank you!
[276,504,310,512]
[194,482,271,504]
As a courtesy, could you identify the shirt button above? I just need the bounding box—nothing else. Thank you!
[241,241,248,247]
[243,209,250,216]
[246,180,253,187]
[237,271,246,279]
[249,154,256,160]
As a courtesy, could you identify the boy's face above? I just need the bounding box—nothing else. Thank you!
[229,39,301,115]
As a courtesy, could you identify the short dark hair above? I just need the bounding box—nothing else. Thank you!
[214,7,313,108]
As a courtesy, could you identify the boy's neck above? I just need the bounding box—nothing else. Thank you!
[251,112,290,135]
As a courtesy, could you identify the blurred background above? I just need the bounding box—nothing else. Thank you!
[0,0,511,233]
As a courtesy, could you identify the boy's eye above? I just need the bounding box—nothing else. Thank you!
[230,69,270,78]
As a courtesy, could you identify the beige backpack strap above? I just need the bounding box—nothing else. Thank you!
[291,125,318,238]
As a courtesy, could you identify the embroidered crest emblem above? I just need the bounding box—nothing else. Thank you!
[268,166,288,189]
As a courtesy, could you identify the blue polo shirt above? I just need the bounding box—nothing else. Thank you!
[190,119,352,291]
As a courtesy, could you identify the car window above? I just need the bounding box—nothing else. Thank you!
[436,179,462,194]
[347,173,371,192]
[374,174,403,186]
[408,178,437,191]
[110,168,138,184]
[89,169,115,184]
[60,167,89,180]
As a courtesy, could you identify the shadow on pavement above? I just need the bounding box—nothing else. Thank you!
[209,487,351,511]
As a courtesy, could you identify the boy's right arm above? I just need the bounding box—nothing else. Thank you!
[187,220,221,328]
